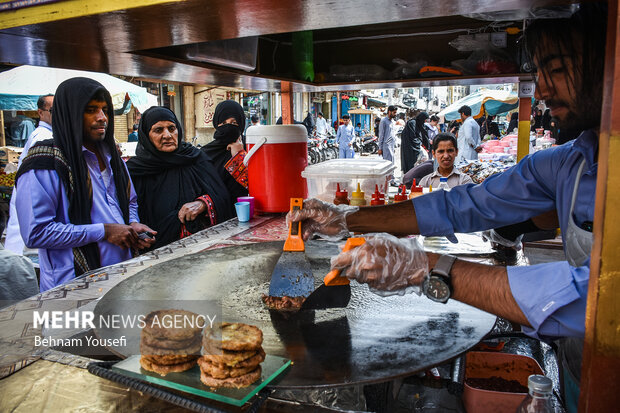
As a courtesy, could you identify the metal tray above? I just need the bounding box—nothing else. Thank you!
[94,240,497,389]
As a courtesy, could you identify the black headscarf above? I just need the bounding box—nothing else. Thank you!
[400,112,430,174]
[127,107,235,250]
[201,100,248,200]
[17,77,130,276]
[508,112,519,133]
[542,109,552,131]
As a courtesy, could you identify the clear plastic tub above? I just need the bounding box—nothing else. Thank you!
[301,158,395,205]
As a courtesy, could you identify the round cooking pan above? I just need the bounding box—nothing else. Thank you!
[94,240,496,388]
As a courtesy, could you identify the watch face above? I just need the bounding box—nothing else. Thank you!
[425,276,450,302]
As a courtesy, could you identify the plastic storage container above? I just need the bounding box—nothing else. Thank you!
[245,125,308,213]
[301,158,395,205]
[463,351,544,413]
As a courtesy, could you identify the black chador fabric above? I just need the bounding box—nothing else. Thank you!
[127,107,234,250]
[201,100,248,200]
[16,77,130,276]
[202,100,246,171]
[400,112,430,174]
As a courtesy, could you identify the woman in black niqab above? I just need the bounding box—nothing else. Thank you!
[201,100,249,200]
[400,111,430,174]
[127,107,235,250]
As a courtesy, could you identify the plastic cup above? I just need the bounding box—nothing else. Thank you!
[235,202,251,222]
[237,196,255,217]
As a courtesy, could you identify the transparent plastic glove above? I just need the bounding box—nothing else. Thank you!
[481,229,523,251]
[331,233,429,297]
[286,198,359,241]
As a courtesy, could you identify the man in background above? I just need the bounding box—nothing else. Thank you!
[316,112,328,135]
[425,115,440,142]
[419,133,473,188]
[127,124,139,142]
[457,105,480,162]
[5,94,54,254]
[354,122,363,137]
[378,105,397,162]
[336,115,355,159]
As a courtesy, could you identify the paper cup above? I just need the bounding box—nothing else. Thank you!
[235,202,251,222]
[237,196,255,217]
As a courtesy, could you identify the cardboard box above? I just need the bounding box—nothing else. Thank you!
[0,146,23,164]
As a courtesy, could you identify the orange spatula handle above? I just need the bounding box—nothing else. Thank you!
[283,198,305,252]
[324,237,366,286]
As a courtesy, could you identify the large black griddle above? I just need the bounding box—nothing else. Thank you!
[94,240,496,389]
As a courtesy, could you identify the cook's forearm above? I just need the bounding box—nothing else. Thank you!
[346,201,419,235]
[426,252,531,327]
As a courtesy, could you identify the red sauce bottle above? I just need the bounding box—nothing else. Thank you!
[333,183,350,205]
[394,185,409,203]
[370,184,385,205]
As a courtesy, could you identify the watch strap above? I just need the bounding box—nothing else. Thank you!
[432,254,457,279]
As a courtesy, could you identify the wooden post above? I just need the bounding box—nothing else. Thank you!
[579,1,620,411]
[182,85,195,143]
[516,96,531,162]
[281,81,293,125]
[0,111,5,147]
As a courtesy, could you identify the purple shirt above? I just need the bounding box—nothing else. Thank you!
[16,144,139,291]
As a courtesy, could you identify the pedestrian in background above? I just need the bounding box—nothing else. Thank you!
[378,105,397,162]
[336,115,355,159]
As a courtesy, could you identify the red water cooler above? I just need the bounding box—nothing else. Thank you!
[244,125,308,213]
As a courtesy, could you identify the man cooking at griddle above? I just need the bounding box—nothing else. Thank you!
[288,5,606,413]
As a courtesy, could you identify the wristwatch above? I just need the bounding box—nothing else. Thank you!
[423,254,457,303]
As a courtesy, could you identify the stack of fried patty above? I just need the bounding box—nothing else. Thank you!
[140,309,202,376]
[199,322,265,388]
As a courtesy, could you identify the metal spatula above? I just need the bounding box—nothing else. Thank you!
[300,237,366,310]
[268,198,314,298]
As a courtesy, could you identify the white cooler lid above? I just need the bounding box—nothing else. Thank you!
[302,158,396,179]
[246,124,308,144]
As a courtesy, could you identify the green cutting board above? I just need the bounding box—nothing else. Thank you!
[112,354,291,407]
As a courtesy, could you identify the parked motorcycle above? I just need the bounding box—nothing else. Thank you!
[307,132,339,164]
[361,135,379,154]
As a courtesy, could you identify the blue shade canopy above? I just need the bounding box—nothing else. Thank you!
[438,89,523,121]
[0,65,158,113]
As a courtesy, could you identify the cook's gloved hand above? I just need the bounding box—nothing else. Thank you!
[481,229,523,251]
[331,233,429,297]
[286,198,359,241]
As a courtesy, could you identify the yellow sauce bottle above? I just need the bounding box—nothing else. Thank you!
[350,182,367,206]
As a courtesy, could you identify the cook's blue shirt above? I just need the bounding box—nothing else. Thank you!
[413,130,598,339]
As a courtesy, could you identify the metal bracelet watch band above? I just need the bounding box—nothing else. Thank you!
[423,254,457,303]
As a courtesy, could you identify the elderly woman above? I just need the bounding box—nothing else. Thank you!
[201,100,249,200]
[127,107,235,250]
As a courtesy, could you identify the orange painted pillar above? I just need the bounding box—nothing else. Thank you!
[281,81,293,125]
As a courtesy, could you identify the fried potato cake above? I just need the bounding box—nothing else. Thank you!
[140,336,202,356]
[261,294,306,311]
[141,330,200,350]
[204,322,263,351]
[139,356,197,376]
[200,366,262,389]
[197,356,259,379]
[203,347,266,369]
[142,309,204,341]
[142,354,199,366]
